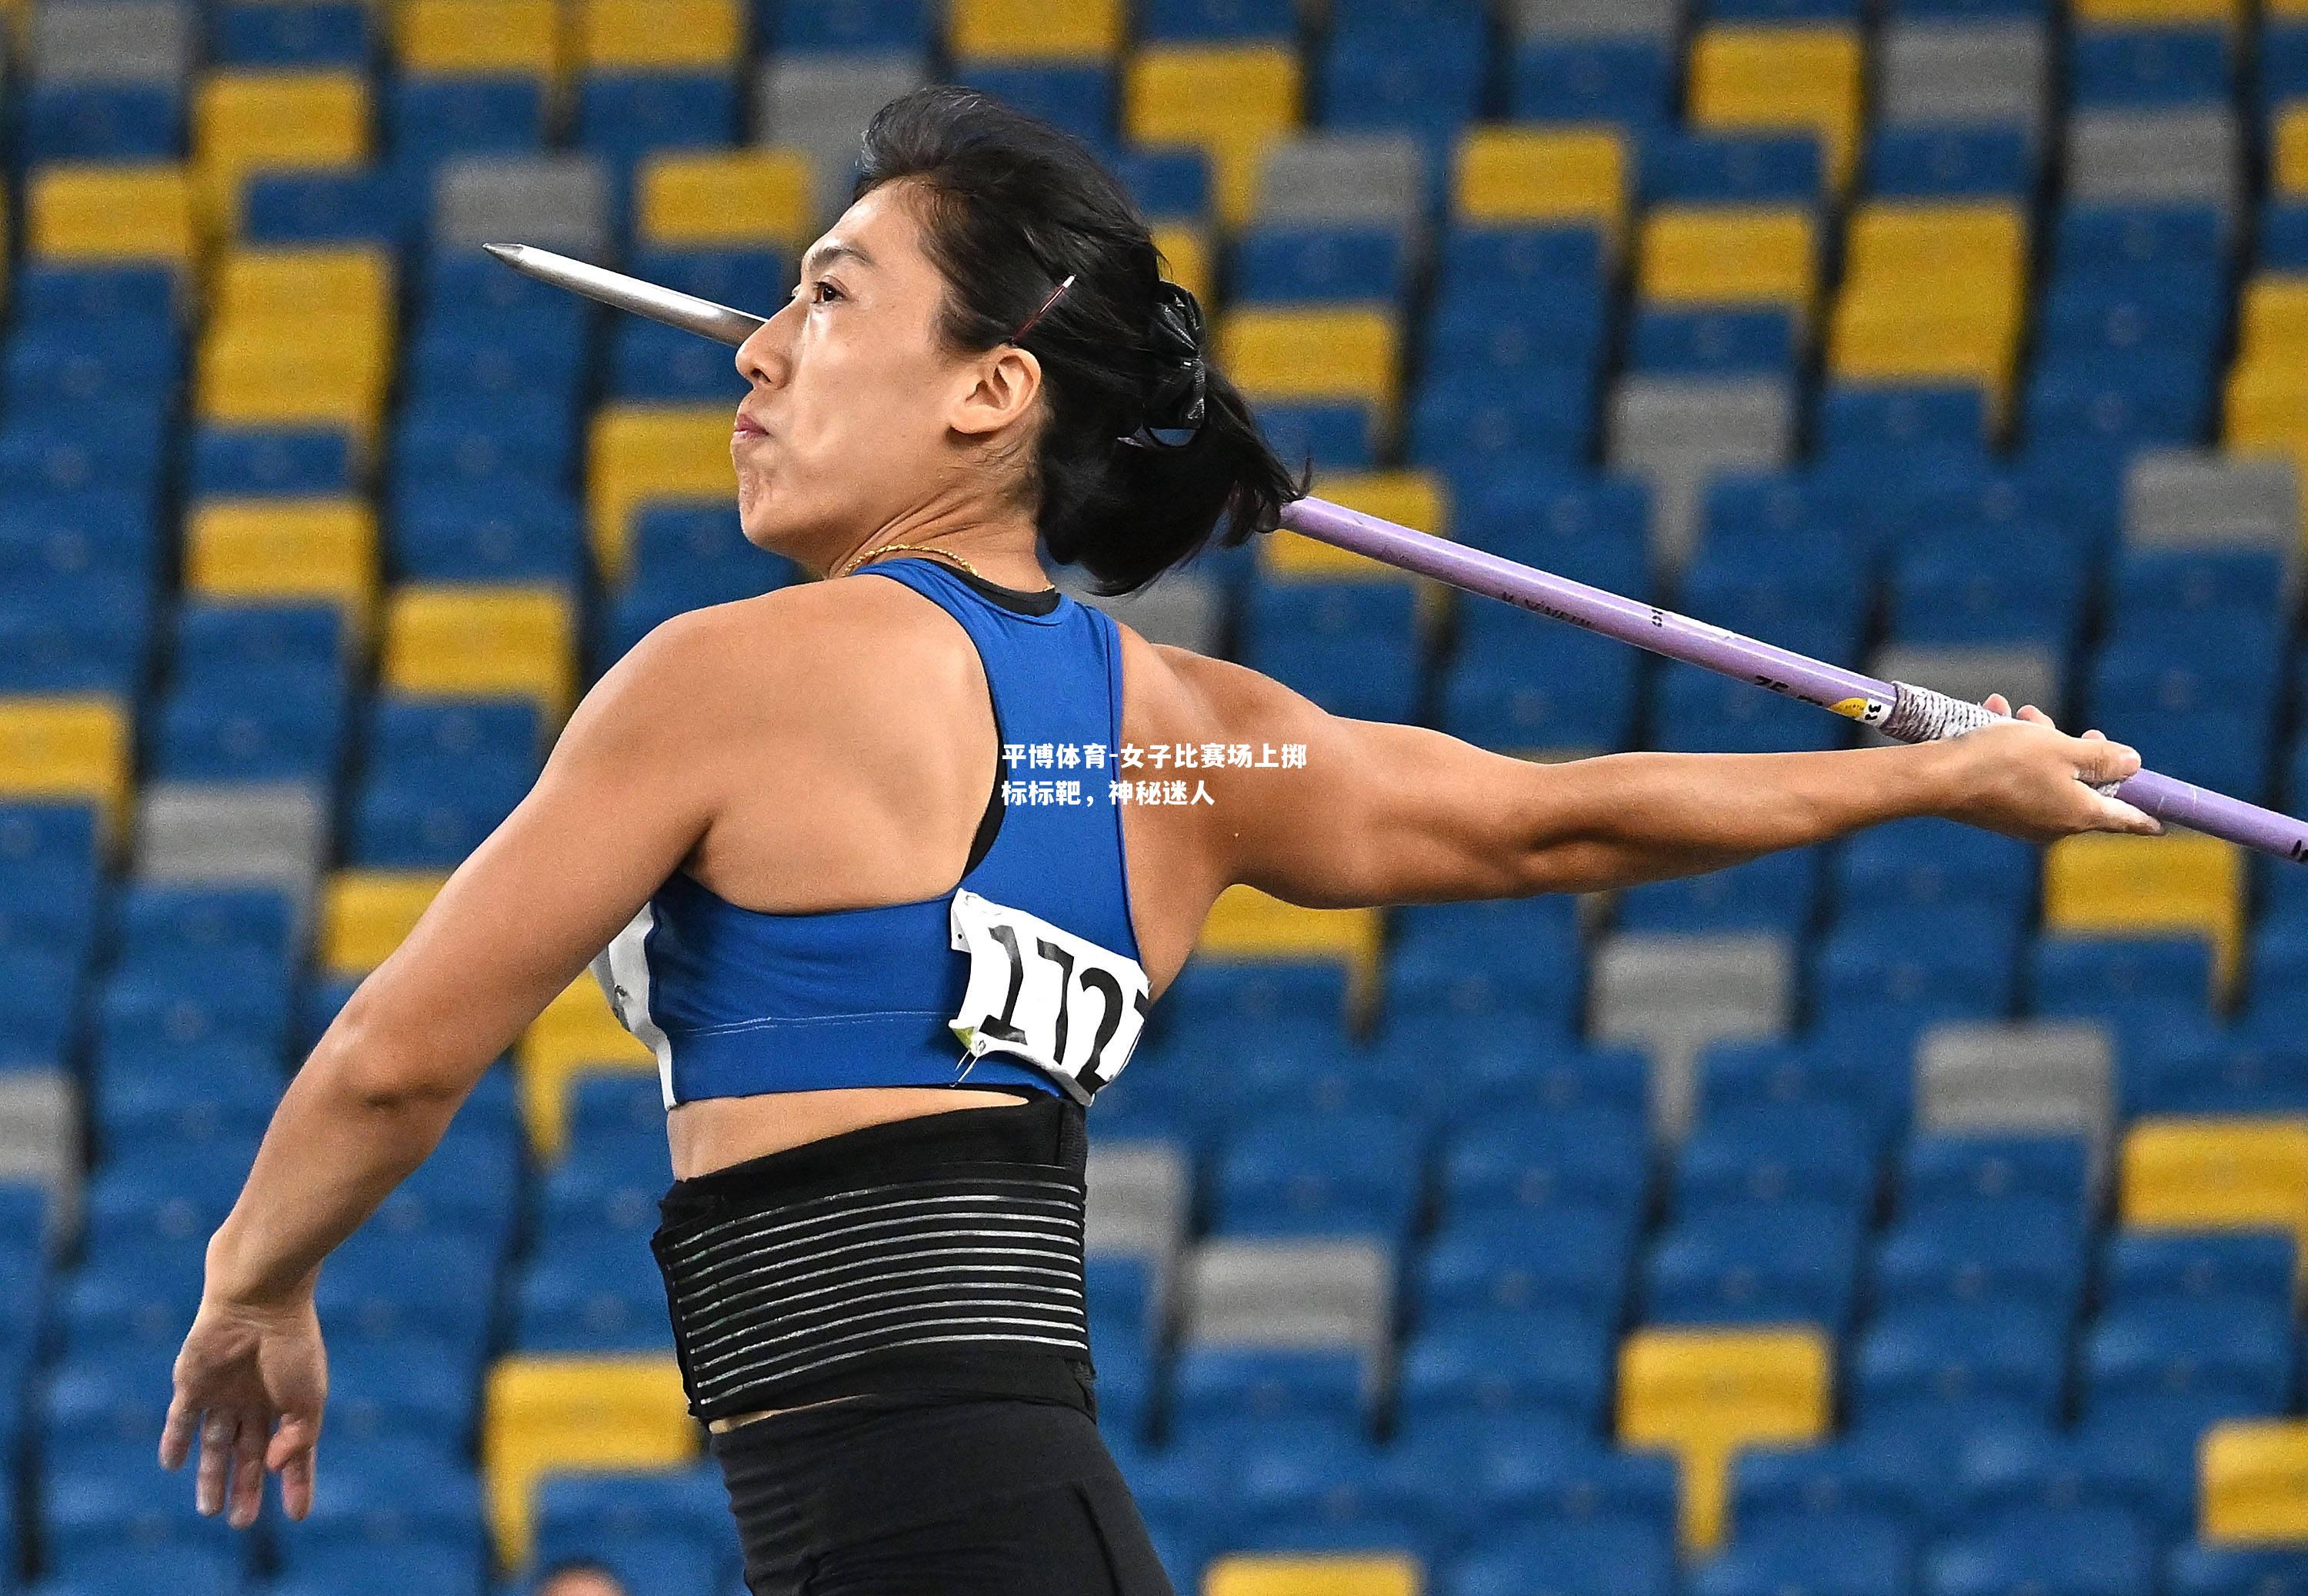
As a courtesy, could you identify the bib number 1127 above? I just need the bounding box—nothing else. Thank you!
[946,887,1151,1105]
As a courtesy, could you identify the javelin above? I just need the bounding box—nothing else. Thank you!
[485,242,2308,866]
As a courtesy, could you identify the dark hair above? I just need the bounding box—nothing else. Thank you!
[855,85,1303,597]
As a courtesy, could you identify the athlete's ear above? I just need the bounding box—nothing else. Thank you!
[949,345,1042,441]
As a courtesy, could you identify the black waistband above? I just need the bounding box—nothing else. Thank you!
[651,1096,1097,1421]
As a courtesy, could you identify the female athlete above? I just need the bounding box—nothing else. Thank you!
[161,86,2160,1596]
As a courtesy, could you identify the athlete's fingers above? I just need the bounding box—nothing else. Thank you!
[2076,735,2144,787]
[195,1411,235,1515]
[268,1412,320,1521]
[1983,692,2009,716]
[228,1413,268,1528]
[159,1388,198,1470]
[2094,791,2164,835]
[278,1444,317,1521]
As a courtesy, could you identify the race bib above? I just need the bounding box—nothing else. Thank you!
[947,887,1151,1105]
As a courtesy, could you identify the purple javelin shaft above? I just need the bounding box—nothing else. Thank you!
[481,242,2308,865]
[1279,497,2308,865]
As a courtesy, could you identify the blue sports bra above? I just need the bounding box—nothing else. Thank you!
[591,556,1146,1109]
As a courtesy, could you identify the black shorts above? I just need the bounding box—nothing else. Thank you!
[708,1390,1177,1596]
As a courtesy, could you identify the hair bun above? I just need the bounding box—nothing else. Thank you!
[1122,279,1208,450]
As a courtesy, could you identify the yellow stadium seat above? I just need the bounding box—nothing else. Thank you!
[2273,104,2308,197]
[29,164,197,264]
[589,405,736,581]
[1828,304,2021,398]
[1454,126,1626,242]
[396,0,561,79]
[519,976,657,1159]
[183,500,378,620]
[1197,885,1382,1024]
[1125,46,1300,227]
[322,870,449,977]
[1219,308,1397,411]
[194,71,369,225]
[1203,1554,1422,1596]
[1619,1326,1833,1550]
[1689,26,1864,190]
[1843,202,2026,289]
[1153,222,1212,305]
[0,695,129,842]
[2121,1118,2308,1257]
[1264,471,1446,580]
[1639,206,1816,315]
[216,244,392,320]
[2229,362,2308,447]
[483,1355,694,1568]
[574,0,741,70]
[2203,1418,2308,1542]
[2238,277,2308,358]
[2043,831,2243,992]
[2075,0,2242,24]
[383,585,576,724]
[952,0,1123,59]
[638,148,814,251]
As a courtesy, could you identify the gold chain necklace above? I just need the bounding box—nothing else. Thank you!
[832,541,982,580]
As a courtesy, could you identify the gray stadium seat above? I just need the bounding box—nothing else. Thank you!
[755,55,927,223]
[2066,108,2240,218]
[1060,568,1223,654]
[1876,22,2049,138]
[1916,1019,2115,1200]
[1086,1140,1187,1261]
[0,1070,81,1239]
[1252,133,1425,235]
[1607,378,1793,571]
[1181,1238,1389,1354]
[32,0,185,86]
[1509,0,1683,41]
[435,154,612,262]
[1591,932,1792,1139]
[1862,643,2066,746]
[135,784,328,916]
[2124,450,2301,588]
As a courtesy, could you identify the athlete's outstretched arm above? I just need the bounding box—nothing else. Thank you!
[1167,648,2158,910]
[165,608,752,1527]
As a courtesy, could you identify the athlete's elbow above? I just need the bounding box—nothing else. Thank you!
[313,982,465,1111]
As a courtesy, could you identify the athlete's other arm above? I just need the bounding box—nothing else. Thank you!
[1162,646,2159,910]
[166,605,777,1523]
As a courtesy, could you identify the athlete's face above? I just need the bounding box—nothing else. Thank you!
[729,179,1044,573]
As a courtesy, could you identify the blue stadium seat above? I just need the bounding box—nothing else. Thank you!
[1446,1516,1679,1596]
[1508,37,1676,128]
[1688,1512,1918,1596]
[1398,1308,1613,1430]
[1673,1099,1878,1214]
[1851,1300,2070,1427]
[1867,125,2035,198]
[516,1233,673,1351]
[1615,847,1823,935]
[1169,1347,1369,1430]
[1643,132,1825,205]
[1897,1134,2090,1214]
[577,72,738,159]
[1643,1200,1864,1329]
[1922,1504,2154,1596]
[1232,227,1411,305]
[1416,1205,1637,1324]
[213,2,372,66]
[2081,1296,2296,1419]
[2069,28,2231,108]
[1630,307,1799,378]
[1212,1111,1422,1237]
[1871,1195,2086,1316]
[24,84,183,162]
[956,63,1112,145]
[1441,1103,1650,1220]
[1139,0,1295,38]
